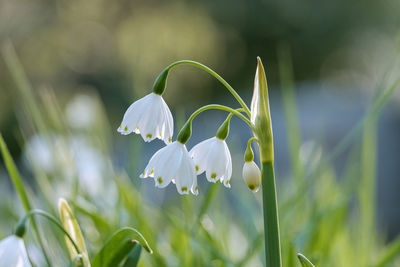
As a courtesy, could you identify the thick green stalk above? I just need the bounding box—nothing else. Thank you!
[261,161,282,267]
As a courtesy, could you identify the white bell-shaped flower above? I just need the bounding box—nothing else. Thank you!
[118,93,173,144]
[140,141,198,195]
[0,235,32,267]
[242,161,261,192]
[189,137,232,187]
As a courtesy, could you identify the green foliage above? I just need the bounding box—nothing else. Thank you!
[92,228,152,267]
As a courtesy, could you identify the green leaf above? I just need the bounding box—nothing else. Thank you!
[92,227,152,267]
[122,245,142,267]
[0,134,32,213]
[297,253,315,267]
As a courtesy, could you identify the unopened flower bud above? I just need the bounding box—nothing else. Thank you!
[251,57,274,163]
[242,161,261,192]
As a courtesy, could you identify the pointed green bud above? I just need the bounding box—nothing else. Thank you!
[251,57,274,163]
[58,198,91,267]
[152,68,170,95]
[177,121,192,144]
[216,114,232,140]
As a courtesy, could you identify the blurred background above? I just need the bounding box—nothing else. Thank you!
[1,0,400,266]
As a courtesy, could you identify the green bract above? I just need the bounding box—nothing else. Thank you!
[251,57,274,163]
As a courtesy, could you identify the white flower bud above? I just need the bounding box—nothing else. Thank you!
[242,161,261,192]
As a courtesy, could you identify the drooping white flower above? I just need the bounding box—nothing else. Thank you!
[189,137,232,187]
[118,93,173,144]
[242,161,261,192]
[140,141,198,195]
[0,235,32,267]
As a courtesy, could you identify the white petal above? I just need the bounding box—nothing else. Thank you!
[153,144,183,188]
[118,93,174,144]
[205,139,229,182]
[191,174,199,195]
[221,142,233,188]
[140,147,164,178]
[175,145,197,195]
[118,93,152,135]
[161,98,174,144]
[189,137,216,174]
[0,236,31,267]
[138,96,164,142]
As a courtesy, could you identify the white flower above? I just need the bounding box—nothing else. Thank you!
[118,93,173,144]
[0,235,32,267]
[140,141,198,195]
[242,161,261,192]
[189,137,232,187]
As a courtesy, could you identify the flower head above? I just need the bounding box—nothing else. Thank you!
[118,93,173,144]
[140,141,198,195]
[0,235,31,267]
[242,160,261,192]
[189,137,232,187]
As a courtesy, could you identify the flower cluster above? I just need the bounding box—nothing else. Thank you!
[118,94,234,195]
[118,59,267,195]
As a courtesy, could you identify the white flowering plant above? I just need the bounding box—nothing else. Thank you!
[117,57,284,266]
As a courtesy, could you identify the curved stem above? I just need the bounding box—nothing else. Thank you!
[19,209,82,260]
[187,104,251,126]
[166,60,251,116]
[247,137,258,147]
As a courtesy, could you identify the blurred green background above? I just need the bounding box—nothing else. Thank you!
[1,0,400,266]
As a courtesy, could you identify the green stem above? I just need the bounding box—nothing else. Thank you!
[19,209,83,260]
[166,60,251,116]
[187,104,251,126]
[247,137,258,147]
[261,161,282,267]
[177,105,251,144]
